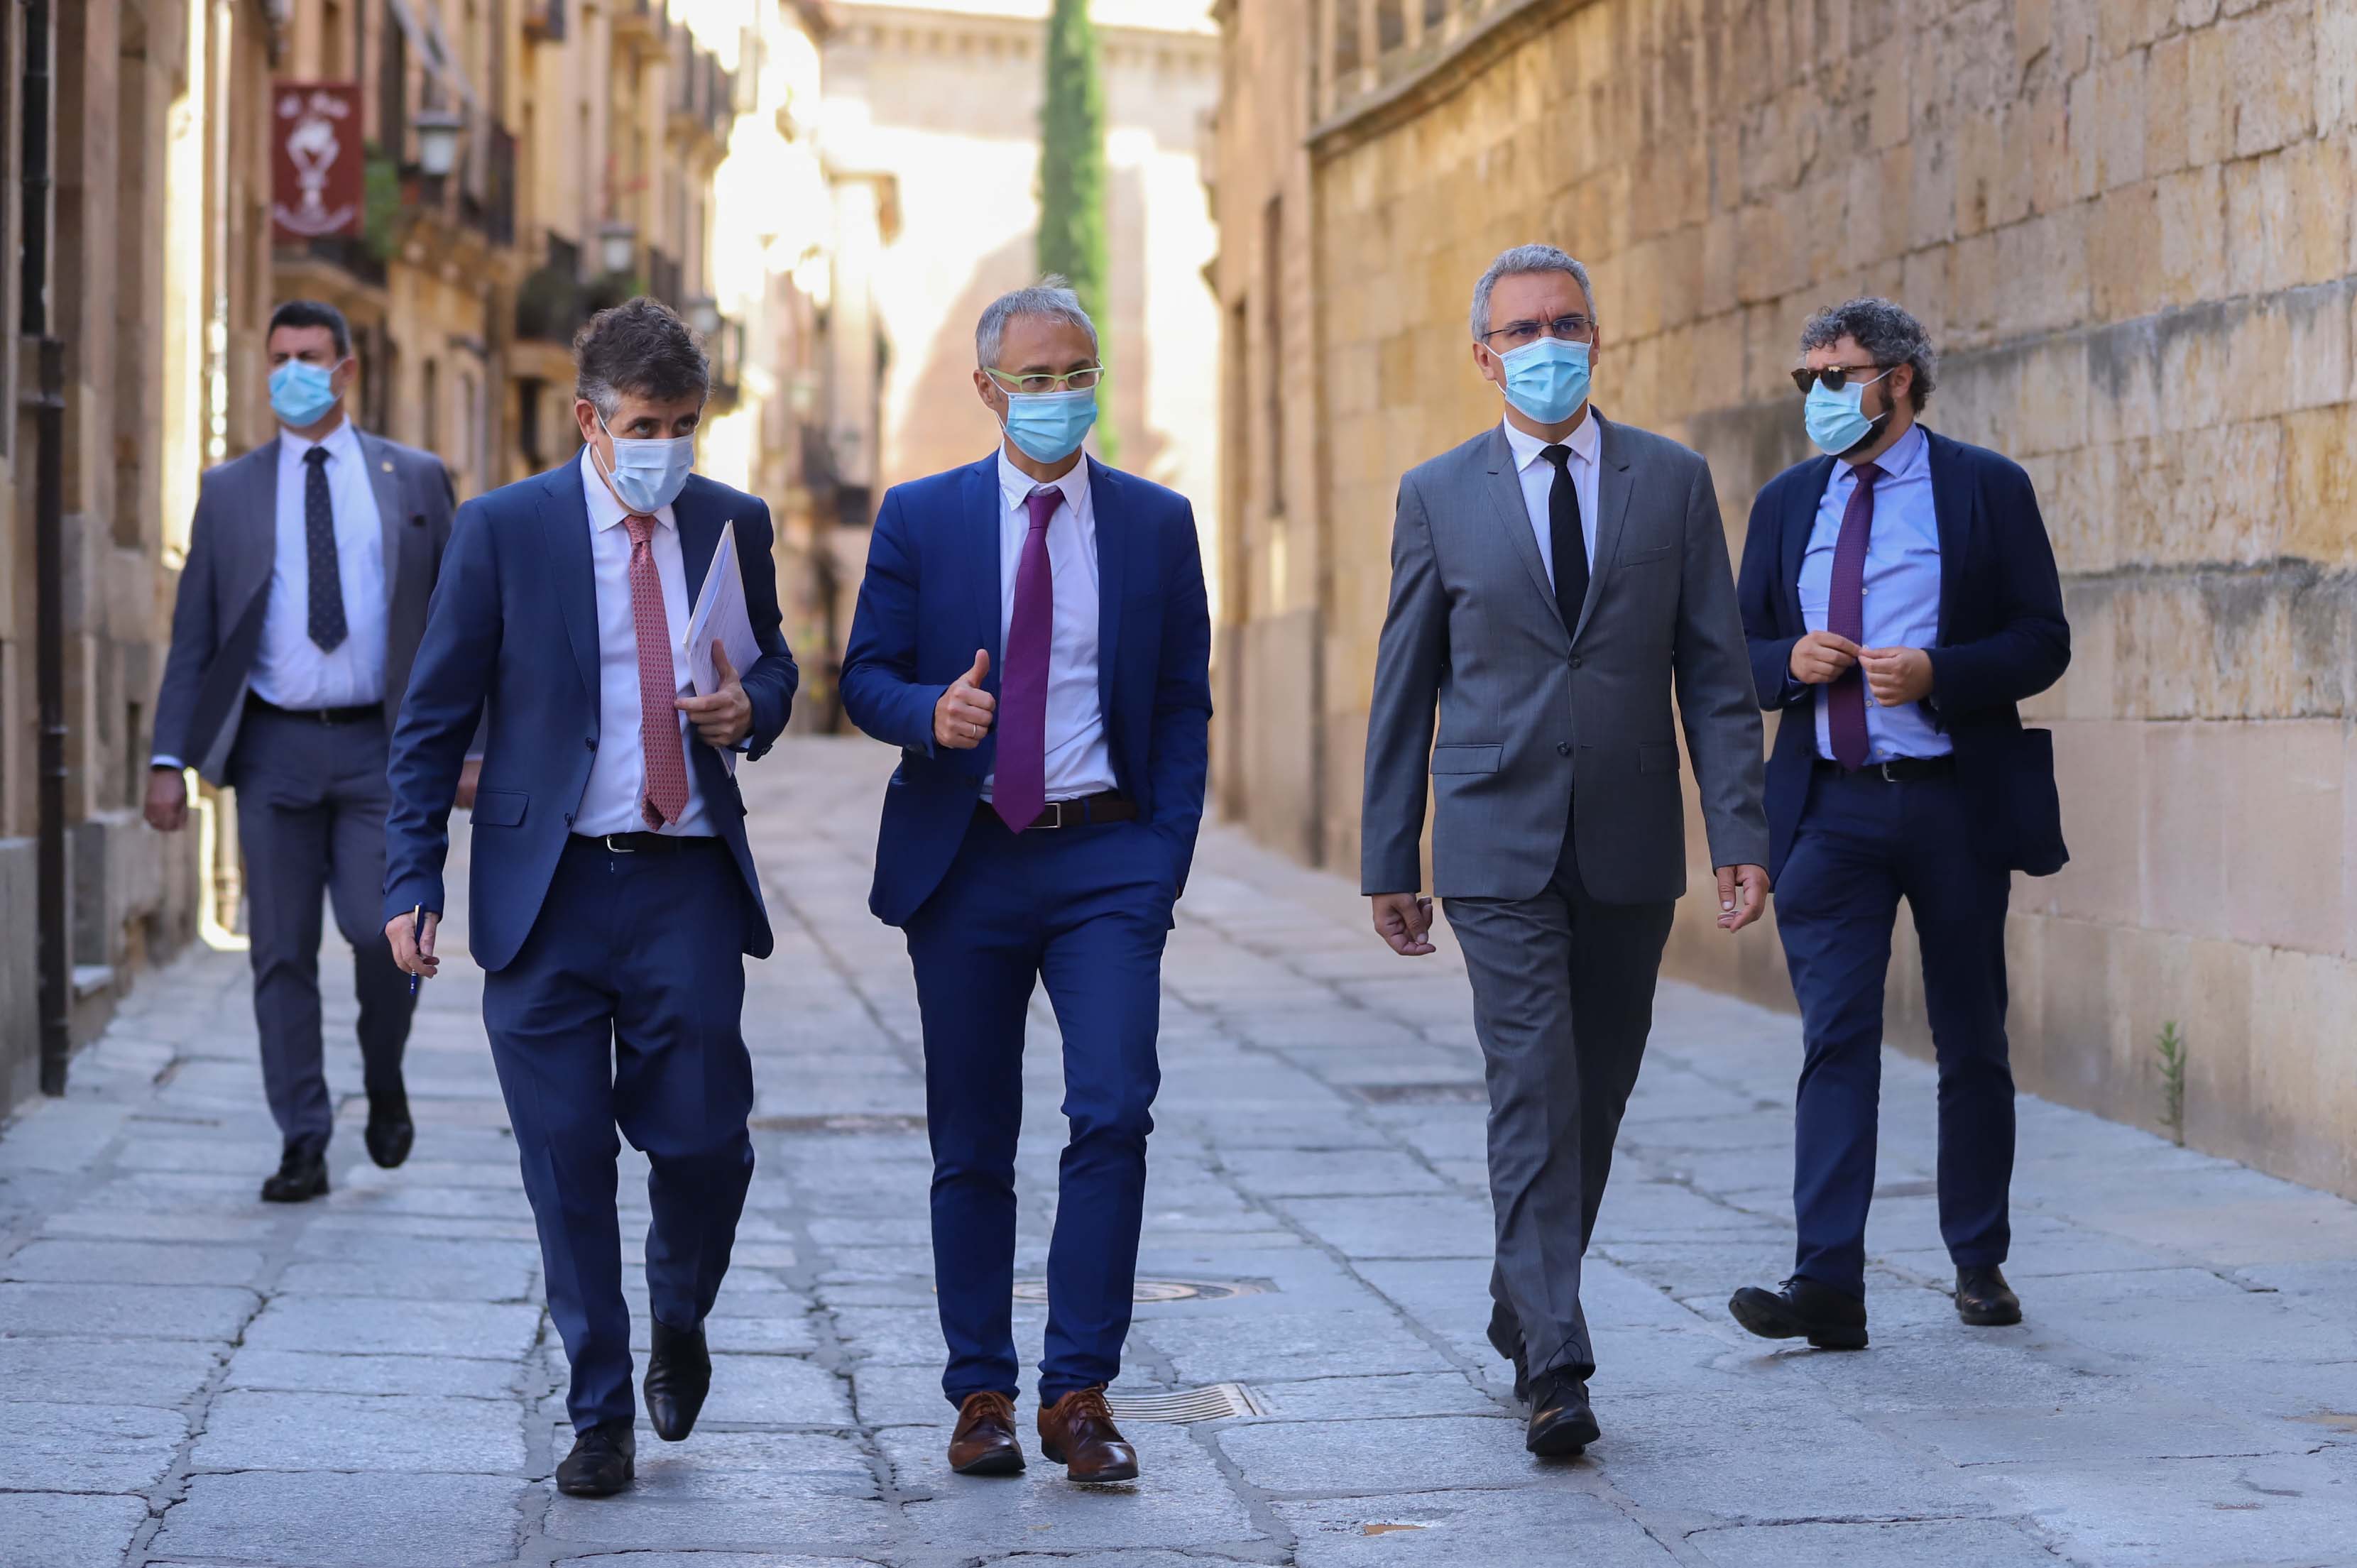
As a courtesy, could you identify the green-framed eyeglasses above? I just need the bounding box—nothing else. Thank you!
[984,364,1107,395]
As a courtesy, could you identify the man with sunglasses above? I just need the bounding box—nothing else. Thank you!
[841,278,1211,1486]
[1362,244,1768,1456]
[1729,297,2070,1349]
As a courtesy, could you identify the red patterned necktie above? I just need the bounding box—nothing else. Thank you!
[1825,461,1883,771]
[992,487,1060,832]
[624,513,691,827]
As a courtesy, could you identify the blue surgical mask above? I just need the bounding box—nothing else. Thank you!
[1803,368,1896,456]
[596,417,696,514]
[270,359,342,429]
[1001,388,1099,464]
[1495,337,1592,426]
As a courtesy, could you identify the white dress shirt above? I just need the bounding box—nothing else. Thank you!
[250,419,389,711]
[1797,422,1949,761]
[980,449,1119,804]
[573,447,713,837]
[1500,411,1601,591]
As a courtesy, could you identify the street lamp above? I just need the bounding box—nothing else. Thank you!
[413,110,464,177]
[598,221,637,278]
[684,296,721,336]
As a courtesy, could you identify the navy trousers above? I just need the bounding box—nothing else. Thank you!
[481,838,756,1432]
[1773,768,2015,1297]
[904,810,1171,1408]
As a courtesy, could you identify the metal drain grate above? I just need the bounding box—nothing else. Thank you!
[1012,1276,1267,1304]
[1344,1081,1488,1106]
[748,1113,926,1135]
[1107,1382,1266,1423]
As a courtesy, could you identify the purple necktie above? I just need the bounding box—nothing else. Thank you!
[1825,461,1883,771]
[992,486,1060,831]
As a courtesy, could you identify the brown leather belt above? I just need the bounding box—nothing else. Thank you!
[979,792,1139,831]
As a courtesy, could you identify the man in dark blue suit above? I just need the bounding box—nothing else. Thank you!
[382,300,797,1496]
[841,279,1210,1486]
[1728,298,2069,1350]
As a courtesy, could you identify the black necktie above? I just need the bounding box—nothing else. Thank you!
[1540,444,1589,632]
[303,446,348,652]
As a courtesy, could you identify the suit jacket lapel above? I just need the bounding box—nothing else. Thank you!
[674,480,722,608]
[1782,455,1832,632]
[1477,427,1563,641]
[1574,413,1634,645]
[1925,430,1972,641]
[356,429,405,611]
[538,462,601,708]
[234,439,283,618]
[963,456,1005,679]
[1088,456,1126,718]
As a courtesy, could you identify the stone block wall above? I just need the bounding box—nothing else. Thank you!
[1222,0,2357,1195]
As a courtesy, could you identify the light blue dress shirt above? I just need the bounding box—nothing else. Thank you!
[1797,422,1948,762]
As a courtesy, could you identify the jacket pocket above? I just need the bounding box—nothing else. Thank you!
[470,789,527,827]
[1431,744,1504,775]
[1617,542,1675,568]
[1639,743,1680,775]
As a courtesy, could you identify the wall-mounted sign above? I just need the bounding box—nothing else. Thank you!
[271,82,363,241]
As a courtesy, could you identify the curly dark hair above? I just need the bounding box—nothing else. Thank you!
[574,297,709,416]
[1799,297,1938,411]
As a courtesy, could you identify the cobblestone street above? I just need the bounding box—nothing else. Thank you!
[4,737,2356,1567]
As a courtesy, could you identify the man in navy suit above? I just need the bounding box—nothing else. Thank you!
[382,299,798,1496]
[1728,298,2069,1349]
[841,278,1210,1486]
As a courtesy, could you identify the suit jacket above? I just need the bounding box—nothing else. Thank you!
[381,465,799,970]
[1361,414,1768,904]
[153,430,456,783]
[1736,427,2072,881]
[839,451,1213,928]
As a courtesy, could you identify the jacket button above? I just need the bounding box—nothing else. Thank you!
[1556,741,1570,757]
[1570,657,1582,669]
[563,812,574,826]
[585,736,597,750]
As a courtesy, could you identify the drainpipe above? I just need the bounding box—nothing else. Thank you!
[21,0,71,1097]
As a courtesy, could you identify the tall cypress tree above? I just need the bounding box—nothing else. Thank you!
[1037,0,1116,460]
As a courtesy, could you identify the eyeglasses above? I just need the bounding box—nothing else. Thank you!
[984,364,1106,395]
[1479,315,1596,349]
[1790,363,1892,395]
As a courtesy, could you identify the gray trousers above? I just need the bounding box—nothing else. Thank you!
[1443,810,1674,1381]
[229,705,415,1149]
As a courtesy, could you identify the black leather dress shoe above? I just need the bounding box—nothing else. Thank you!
[1728,1276,1869,1349]
[259,1143,329,1204]
[556,1419,635,1496]
[1511,1347,1530,1405]
[363,1097,415,1170]
[1524,1369,1601,1457]
[1955,1265,2023,1327]
[643,1317,712,1442]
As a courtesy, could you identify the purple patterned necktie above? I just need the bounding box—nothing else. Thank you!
[1825,461,1883,771]
[992,486,1061,831]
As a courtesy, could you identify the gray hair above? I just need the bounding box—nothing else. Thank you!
[1469,244,1597,340]
[1800,297,1939,410]
[975,276,1100,368]
[574,296,709,419]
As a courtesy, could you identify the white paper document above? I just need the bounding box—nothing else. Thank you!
[683,520,763,770]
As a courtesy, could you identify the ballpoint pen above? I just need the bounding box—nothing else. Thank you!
[408,904,425,996]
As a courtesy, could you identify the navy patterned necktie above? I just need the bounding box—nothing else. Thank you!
[1825,461,1883,769]
[303,446,349,652]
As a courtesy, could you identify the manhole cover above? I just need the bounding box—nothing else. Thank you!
[1106,1382,1266,1422]
[1344,1082,1488,1105]
[1012,1276,1266,1304]
[749,1113,926,1134]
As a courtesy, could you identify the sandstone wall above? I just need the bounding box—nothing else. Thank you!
[1250,0,2355,1194]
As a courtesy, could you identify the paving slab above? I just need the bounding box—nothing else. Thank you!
[151,1471,527,1565]
[0,1491,152,1568]
[0,1399,190,1492]
[0,1334,222,1407]
[189,1388,528,1473]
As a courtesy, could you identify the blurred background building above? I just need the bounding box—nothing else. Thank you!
[1207,0,2357,1197]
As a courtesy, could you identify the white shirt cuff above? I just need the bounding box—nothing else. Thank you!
[150,756,185,772]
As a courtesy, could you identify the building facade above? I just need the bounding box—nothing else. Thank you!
[1210,0,2357,1196]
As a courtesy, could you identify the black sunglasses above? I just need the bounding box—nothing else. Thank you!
[1790,364,1891,395]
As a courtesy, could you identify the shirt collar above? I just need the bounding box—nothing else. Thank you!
[280,418,361,466]
[1501,410,1600,474]
[997,446,1090,517]
[579,445,676,533]
[1842,420,1928,481]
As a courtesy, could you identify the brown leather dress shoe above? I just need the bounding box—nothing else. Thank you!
[948,1391,1026,1476]
[1037,1386,1139,1483]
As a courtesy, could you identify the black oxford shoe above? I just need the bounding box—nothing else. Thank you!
[259,1142,329,1204]
[363,1098,415,1170]
[1728,1276,1869,1350]
[556,1419,635,1497]
[1524,1369,1601,1457]
[1955,1265,2023,1327]
[644,1317,712,1442]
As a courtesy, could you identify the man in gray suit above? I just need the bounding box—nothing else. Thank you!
[147,300,466,1202]
[1362,245,1770,1455]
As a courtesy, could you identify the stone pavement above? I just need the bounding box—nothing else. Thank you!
[4,735,2356,1568]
